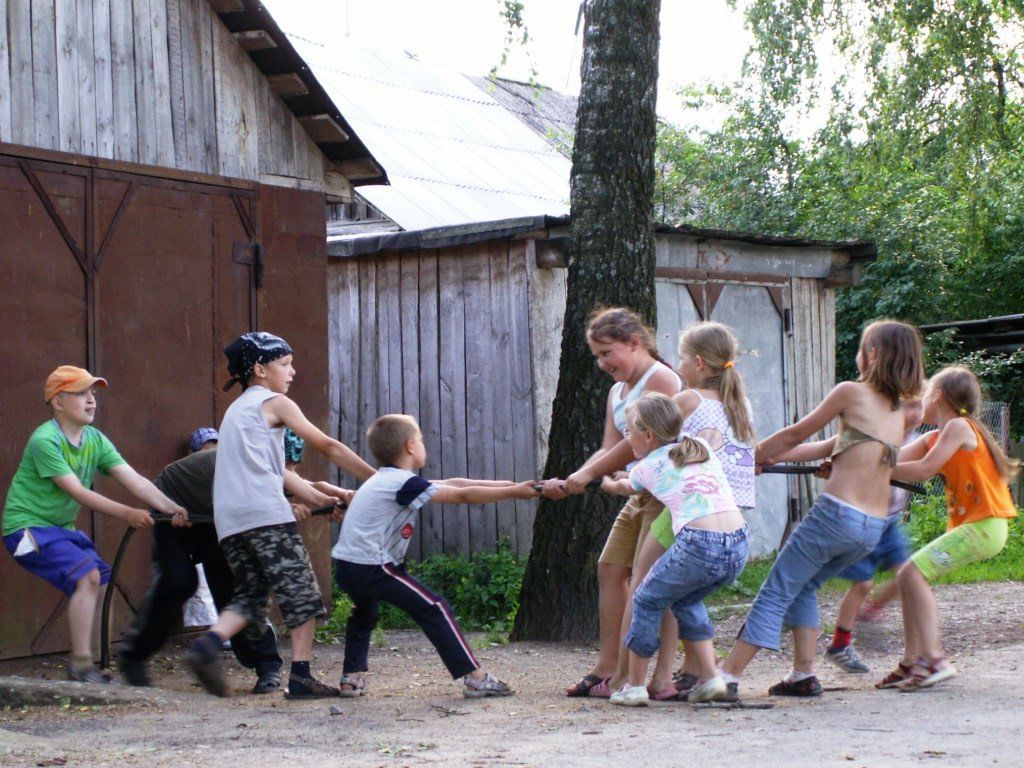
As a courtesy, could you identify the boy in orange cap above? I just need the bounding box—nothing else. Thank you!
[2,366,188,683]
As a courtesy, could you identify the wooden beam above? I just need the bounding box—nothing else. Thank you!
[233,30,277,51]
[268,72,309,98]
[335,157,382,181]
[207,0,244,12]
[299,114,350,144]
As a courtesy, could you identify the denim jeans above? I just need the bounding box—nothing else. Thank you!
[740,494,887,650]
[626,526,749,658]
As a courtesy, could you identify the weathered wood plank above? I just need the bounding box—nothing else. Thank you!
[489,242,518,552]
[417,252,444,557]
[131,0,159,163]
[398,256,422,560]
[0,1,12,142]
[384,256,403,415]
[357,256,378,479]
[329,259,363,488]
[373,256,391,419]
[525,239,567,478]
[165,0,187,167]
[92,0,114,158]
[179,0,216,173]
[254,69,273,175]
[108,0,138,162]
[463,247,497,553]
[507,242,536,554]
[31,0,59,149]
[148,0,175,166]
[438,247,469,556]
[211,13,257,178]
[8,0,34,145]
[74,0,96,155]
[55,0,80,153]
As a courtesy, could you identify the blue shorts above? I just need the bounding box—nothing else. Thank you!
[838,514,909,582]
[3,527,111,596]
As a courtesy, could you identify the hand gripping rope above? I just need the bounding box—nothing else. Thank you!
[99,502,344,669]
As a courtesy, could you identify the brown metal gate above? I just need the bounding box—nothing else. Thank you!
[0,150,261,659]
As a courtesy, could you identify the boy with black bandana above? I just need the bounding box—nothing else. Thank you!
[186,332,374,698]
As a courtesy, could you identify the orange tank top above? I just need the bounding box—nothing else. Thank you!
[926,422,1017,530]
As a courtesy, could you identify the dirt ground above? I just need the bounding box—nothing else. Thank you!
[2,581,1022,768]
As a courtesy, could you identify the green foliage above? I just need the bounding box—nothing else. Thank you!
[655,1,1024,435]
[316,543,526,645]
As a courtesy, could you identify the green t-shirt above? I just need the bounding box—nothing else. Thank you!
[2,420,126,535]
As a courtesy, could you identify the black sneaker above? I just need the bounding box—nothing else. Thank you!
[768,675,823,697]
[118,653,151,687]
[252,669,281,695]
[723,681,739,703]
[186,636,228,697]
[283,673,340,699]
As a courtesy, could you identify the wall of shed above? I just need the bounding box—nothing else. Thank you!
[0,0,339,193]
[328,242,538,559]
[328,234,840,560]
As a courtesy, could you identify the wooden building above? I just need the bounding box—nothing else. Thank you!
[0,0,385,659]
[328,218,875,560]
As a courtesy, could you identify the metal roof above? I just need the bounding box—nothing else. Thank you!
[284,34,571,231]
[328,214,878,261]
[467,76,577,158]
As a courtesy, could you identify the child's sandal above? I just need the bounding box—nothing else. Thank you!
[565,673,605,698]
[897,657,957,692]
[339,675,366,698]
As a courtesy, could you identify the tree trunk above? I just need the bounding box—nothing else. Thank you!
[512,0,660,641]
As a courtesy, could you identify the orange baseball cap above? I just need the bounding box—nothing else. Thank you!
[44,366,108,403]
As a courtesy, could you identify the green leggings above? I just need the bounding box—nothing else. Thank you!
[910,517,1009,582]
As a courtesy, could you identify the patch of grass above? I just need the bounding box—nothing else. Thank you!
[316,541,525,643]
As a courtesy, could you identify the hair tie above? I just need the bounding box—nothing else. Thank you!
[722,361,735,369]
[959,408,968,416]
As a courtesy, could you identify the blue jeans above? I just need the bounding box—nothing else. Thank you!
[626,526,749,658]
[740,494,887,650]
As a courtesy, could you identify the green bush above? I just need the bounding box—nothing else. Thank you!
[316,542,525,644]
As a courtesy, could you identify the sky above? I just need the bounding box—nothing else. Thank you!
[261,0,753,127]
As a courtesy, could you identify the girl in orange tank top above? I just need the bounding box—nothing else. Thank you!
[887,366,1019,691]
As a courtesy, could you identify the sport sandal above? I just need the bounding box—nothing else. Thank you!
[875,662,913,689]
[463,672,512,698]
[768,675,823,697]
[339,675,366,698]
[898,658,957,692]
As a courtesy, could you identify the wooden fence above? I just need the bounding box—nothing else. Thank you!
[1011,438,1024,506]
[328,242,538,560]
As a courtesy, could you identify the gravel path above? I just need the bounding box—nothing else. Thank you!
[2,581,1022,767]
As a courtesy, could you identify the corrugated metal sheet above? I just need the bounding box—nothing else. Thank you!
[285,34,570,230]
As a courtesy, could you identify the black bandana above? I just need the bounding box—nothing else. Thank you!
[223,332,293,391]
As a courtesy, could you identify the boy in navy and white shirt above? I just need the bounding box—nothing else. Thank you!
[332,413,537,699]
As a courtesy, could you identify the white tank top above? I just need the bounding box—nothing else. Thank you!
[213,386,293,541]
[610,360,681,436]
[683,392,756,508]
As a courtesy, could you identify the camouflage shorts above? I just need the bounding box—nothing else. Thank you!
[221,523,325,629]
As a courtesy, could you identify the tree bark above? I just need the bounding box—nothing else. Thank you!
[512,0,660,641]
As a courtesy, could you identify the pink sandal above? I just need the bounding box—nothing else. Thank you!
[588,678,612,698]
[646,684,678,701]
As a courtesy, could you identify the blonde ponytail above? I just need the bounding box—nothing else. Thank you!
[931,366,1020,482]
[668,436,711,466]
[679,322,755,444]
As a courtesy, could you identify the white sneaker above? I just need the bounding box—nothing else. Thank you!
[609,683,650,707]
[687,675,728,703]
